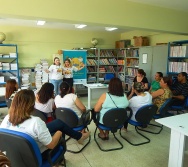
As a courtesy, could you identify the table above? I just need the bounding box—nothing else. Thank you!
[84,83,108,109]
[156,113,188,167]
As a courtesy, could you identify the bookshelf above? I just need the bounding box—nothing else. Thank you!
[167,40,188,76]
[117,47,139,90]
[0,44,19,107]
[86,48,139,88]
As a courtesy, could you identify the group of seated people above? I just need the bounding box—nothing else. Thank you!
[0,69,188,157]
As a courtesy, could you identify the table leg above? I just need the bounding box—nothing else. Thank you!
[168,129,186,167]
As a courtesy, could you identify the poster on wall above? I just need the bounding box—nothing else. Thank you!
[62,50,87,84]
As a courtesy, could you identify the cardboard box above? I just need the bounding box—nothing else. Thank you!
[115,40,131,48]
[133,36,149,47]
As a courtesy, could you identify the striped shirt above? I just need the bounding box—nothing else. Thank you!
[173,82,188,98]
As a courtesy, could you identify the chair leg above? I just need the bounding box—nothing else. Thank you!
[94,127,123,152]
[67,127,91,154]
[137,123,163,134]
[120,126,150,146]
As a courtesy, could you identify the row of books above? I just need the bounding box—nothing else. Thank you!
[126,68,138,76]
[170,46,188,57]
[87,52,96,57]
[168,62,188,73]
[98,58,117,65]
[117,49,139,57]
[99,66,116,73]
[118,73,124,82]
[100,50,116,57]
[87,66,96,72]
[87,59,97,66]
[126,59,139,66]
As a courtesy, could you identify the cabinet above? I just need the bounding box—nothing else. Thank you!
[0,44,19,107]
[167,40,188,76]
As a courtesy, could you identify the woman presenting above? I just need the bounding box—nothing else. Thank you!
[45,57,63,96]
[62,58,84,93]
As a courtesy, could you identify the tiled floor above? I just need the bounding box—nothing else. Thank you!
[0,96,188,167]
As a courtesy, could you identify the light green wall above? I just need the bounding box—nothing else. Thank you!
[1,0,188,34]
[1,25,120,67]
[121,30,188,46]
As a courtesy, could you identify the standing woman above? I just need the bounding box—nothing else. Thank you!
[45,57,63,96]
[62,58,84,93]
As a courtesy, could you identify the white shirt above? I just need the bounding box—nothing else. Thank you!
[0,115,52,153]
[62,66,78,78]
[48,64,63,80]
[35,98,54,117]
[55,94,82,118]
[129,92,152,121]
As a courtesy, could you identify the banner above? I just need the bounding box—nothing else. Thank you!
[63,50,87,84]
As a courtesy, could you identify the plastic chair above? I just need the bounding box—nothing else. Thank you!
[170,96,188,114]
[0,128,66,167]
[103,73,115,83]
[120,104,158,146]
[139,98,173,134]
[55,107,91,153]
[32,108,48,123]
[94,108,128,152]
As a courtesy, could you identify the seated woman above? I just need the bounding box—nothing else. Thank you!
[35,83,55,120]
[5,79,19,100]
[151,76,172,114]
[149,72,163,93]
[0,90,90,156]
[128,69,148,99]
[124,82,152,130]
[94,78,129,140]
[55,81,87,125]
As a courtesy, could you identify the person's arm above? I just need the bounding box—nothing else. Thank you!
[144,83,148,90]
[94,93,106,112]
[75,97,86,112]
[46,131,62,149]
[151,89,164,98]
[172,95,185,100]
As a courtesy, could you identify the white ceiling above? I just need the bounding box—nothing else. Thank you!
[0,0,188,32]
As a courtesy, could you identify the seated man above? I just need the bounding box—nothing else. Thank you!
[171,72,188,106]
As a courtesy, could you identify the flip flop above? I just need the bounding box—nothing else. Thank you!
[98,133,106,140]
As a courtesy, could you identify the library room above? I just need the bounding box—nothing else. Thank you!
[0,0,188,167]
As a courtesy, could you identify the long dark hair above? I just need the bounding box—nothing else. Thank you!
[108,78,124,96]
[60,82,70,98]
[5,79,17,99]
[37,83,54,104]
[9,90,35,126]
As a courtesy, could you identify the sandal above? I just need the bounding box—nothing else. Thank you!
[98,133,106,140]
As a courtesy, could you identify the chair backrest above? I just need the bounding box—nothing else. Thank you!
[158,98,172,117]
[32,108,47,122]
[184,96,188,108]
[102,108,128,133]
[135,104,158,124]
[5,99,12,109]
[104,73,115,83]
[0,128,42,167]
[55,107,79,128]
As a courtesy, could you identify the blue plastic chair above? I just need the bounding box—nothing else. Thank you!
[120,104,158,146]
[170,96,188,114]
[55,107,91,153]
[94,108,128,151]
[0,128,66,167]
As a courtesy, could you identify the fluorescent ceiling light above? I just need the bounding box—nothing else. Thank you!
[37,20,46,25]
[75,24,87,29]
[105,27,118,31]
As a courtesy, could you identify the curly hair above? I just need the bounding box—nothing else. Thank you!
[133,82,145,93]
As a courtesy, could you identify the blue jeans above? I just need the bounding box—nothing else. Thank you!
[50,79,63,96]
[46,119,82,140]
